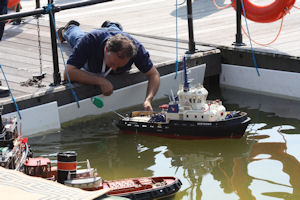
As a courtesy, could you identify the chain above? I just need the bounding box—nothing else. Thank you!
[36,16,43,75]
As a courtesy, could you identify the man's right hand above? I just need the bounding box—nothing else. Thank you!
[64,64,114,96]
[97,77,113,96]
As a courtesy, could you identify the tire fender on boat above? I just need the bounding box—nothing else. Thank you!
[231,0,296,23]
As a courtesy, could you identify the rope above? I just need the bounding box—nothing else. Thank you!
[294,5,300,9]
[241,17,284,46]
[212,0,232,10]
[45,3,80,108]
[0,64,22,119]
[174,0,179,79]
[240,0,260,76]
[36,15,43,75]
[174,0,186,79]
[178,0,186,6]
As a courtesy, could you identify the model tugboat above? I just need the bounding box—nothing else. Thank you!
[0,108,30,170]
[23,151,182,199]
[117,57,251,139]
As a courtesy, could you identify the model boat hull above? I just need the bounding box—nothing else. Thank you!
[117,112,251,139]
[63,175,182,200]
[104,176,182,199]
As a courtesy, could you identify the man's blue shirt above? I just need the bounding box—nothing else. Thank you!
[67,29,153,74]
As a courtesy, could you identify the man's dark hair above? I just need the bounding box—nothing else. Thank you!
[106,34,137,59]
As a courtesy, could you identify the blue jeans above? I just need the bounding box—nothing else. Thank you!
[0,0,8,40]
[64,22,123,49]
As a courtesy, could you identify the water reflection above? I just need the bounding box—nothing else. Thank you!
[247,124,300,200]
[28,88,300,200]
[148,136,252,200]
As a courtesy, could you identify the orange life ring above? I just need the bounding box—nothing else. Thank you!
[231,0,296,23]
[8,0,21,9]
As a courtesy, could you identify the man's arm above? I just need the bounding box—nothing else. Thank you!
[144,67,160,111]
[64,64,113,96]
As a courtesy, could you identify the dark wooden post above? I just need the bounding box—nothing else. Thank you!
[233,0,245,46]
[48,0,61,85]
[186,0,196,54]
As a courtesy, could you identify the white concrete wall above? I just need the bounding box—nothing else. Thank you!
[3,102,61,136]
[220,64,300,101]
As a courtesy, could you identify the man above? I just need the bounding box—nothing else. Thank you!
[0,0,8,40]
[58,20,160,111]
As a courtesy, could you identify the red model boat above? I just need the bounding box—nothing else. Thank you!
[23,151,182,200]
[102,176,181,199]
[0,110,31,171]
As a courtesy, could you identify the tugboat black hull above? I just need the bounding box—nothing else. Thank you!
[117,112,251,139]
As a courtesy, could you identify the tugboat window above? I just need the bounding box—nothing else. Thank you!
[195,115,197,118]
[186,115,189,118]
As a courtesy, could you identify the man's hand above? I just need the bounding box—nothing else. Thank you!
[97,77,113,96]
[64,64,114,96]
[144,67,160,111]
[144,99,153,111]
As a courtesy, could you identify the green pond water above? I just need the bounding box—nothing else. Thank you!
[28,87,300,200]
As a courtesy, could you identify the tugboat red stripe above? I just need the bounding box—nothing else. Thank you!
[57,162,77,171]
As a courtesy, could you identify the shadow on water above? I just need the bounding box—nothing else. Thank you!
[28,87,300,200]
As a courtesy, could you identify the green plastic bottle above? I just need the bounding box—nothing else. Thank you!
[92,97,104,108]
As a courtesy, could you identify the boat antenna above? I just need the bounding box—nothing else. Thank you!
[183,56,189,92]
[87,159,91,170]
[164,94,172,102]
[171,89,175,102]
[112,111,126,119]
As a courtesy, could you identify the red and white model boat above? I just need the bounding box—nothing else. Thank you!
[23,151,182,199]
[0,108,31,171]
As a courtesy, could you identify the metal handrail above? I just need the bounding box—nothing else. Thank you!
[0,0,112,22]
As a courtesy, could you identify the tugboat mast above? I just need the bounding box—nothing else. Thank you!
[183,56,190,92]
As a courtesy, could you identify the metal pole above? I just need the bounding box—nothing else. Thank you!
[35,0,42,18]
[0,0,112,22]
[36,0,41,8]
[186,0,195,54]
[0,9,45,22]
[48,0,61,85]
[233,0,245,46]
